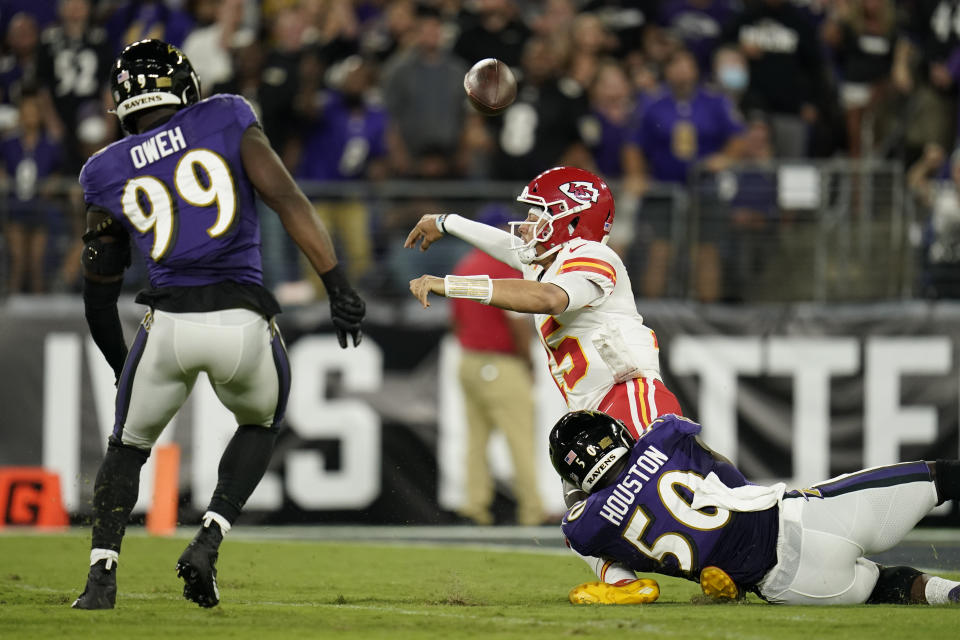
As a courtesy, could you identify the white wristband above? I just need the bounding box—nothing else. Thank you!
[436,214,448,233]
[444,274,493,304]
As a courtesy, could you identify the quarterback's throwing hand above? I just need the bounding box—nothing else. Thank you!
[410,275,444,308]
[404,214,444,251]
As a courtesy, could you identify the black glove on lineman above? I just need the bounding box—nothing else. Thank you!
[320,265,366,348]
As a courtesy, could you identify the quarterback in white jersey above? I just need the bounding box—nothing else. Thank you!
[406,166,682,437]
[406,166,684,590]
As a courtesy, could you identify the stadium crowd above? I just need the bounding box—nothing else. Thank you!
[1,0,959,301]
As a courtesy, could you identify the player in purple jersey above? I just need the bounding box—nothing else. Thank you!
[550,410,960,606]
[72,40,365,611]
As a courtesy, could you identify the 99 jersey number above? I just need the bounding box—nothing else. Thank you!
[121,149,237,261]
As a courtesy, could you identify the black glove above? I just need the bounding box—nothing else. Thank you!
[321,265,365,348]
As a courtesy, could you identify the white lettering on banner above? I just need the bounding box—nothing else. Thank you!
[864,337,951,468]
[285,337,383,509]
[767,338,858,486]
[670,337,763,464]
[670,336,955,487]
[42,334,81,510]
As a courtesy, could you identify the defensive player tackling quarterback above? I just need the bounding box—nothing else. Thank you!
[551,410,960,606]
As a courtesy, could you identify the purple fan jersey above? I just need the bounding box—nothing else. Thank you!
[562,414,779,586]
[1,132,62,202]
[630,87,744,184]
[296,91,387,181]
[79,95,264,288]
[659,0,740,73]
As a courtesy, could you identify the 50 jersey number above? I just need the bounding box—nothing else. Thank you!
[121,149,237,260]
[621,471,731,572]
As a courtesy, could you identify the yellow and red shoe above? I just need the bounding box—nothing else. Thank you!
[699,566,740,600]
[568,578,660,605]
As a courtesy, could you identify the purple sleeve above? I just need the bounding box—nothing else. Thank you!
[78,157,100,204]
[222,94,259,131]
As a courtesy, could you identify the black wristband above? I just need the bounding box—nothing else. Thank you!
[319,264,352,294]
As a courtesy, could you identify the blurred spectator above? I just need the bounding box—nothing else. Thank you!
[821,0,897,158]
[453,0,530,68]
[623,50,664,116]
[711,44,753,112]
[719,116,780,300]
[211,40,265,107]
[659,0,742,74]
[103,0,195,51]
[0,1,56,37]
[294,56,388,291]
[0,13,40,131]
[382,4,467,178]
[724,0,830,158]
[623,48,745,301]
[582,0,661,56]
[570,12,618,59]
[258,7,308,156]
[581,60,634,179]
[528,0,577,42]
[908,143,960,298]
[182,0,254,94]
[895,1,960,164]
[486,36,591,180]
[306,0,361,69]
[1,90,63,294]
[35,0,112,174]
[361,0,418,62]
[450,205,544,526]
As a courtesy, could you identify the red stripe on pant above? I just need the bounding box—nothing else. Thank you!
[596,377,683,439]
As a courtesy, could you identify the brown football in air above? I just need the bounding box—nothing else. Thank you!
[464,58,517,116]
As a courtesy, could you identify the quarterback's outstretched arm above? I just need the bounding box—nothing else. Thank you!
[404,213,523,270]
[410,274,569,315]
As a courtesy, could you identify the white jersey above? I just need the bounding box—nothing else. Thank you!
[522,241,662,410]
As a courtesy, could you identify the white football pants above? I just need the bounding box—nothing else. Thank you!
[114,308,290,449]
[757,462,938,604]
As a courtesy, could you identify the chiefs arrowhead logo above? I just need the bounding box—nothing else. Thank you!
[559,181,600,204]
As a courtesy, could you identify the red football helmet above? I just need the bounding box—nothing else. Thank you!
[510,166,615,264]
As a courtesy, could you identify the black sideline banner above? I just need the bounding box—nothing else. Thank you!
[1,299,958,525]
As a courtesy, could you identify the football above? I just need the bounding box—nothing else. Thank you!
[464,58,517,116]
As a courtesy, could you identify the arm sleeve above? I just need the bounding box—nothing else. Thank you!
[550,272,605,310]
[443,214,524,270]
[83,278,127,380]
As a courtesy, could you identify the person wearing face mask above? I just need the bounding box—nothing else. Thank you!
[714,46,748,95]
[291,55,389,295]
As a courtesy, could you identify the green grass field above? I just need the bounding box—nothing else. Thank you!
[1,530,958,639]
